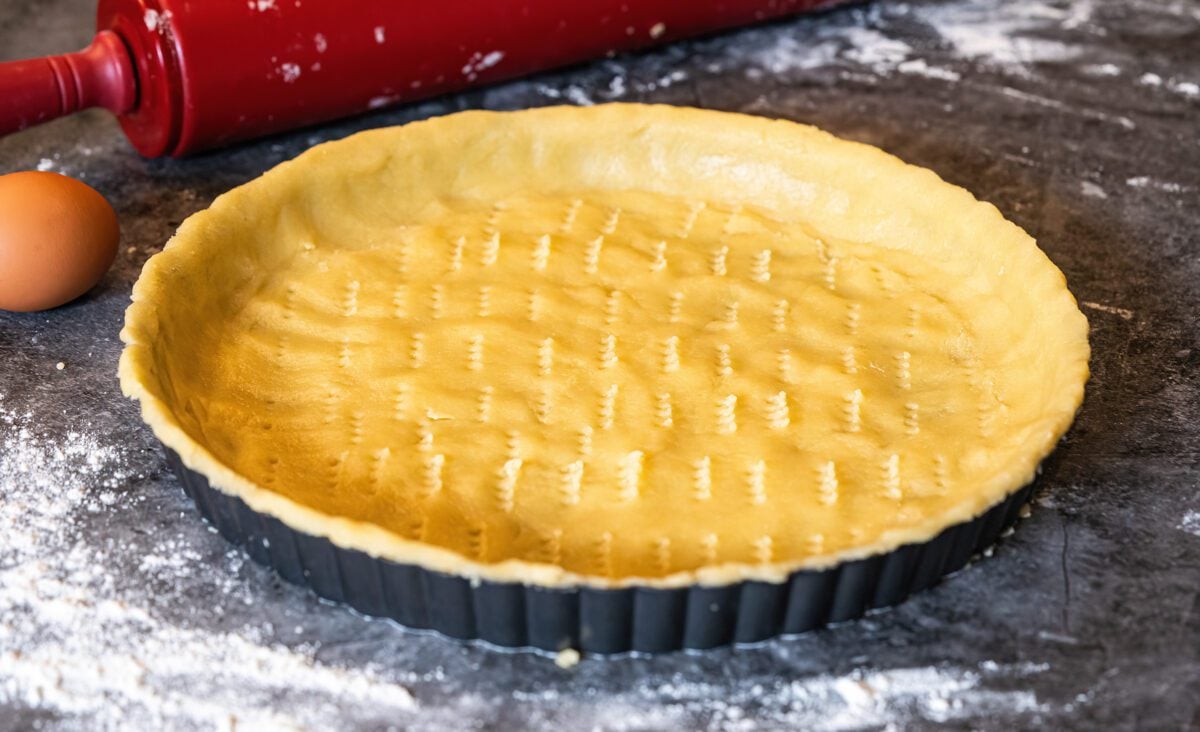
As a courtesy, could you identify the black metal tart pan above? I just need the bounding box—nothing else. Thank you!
[166,447,1035,654]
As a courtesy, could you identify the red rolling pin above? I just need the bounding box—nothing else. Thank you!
[0,0,844,157]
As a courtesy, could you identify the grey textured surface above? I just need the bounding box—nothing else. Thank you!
[2,0,1199,729]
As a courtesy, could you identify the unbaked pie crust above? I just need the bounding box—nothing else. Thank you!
[120,104,1089,589]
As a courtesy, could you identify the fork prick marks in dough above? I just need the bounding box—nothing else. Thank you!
[815,240,837,290]
[481,231,500,266]
[393,382,411,421]
[649,241,668,272]
[751,249,772,283]
[396,237,411,276]
[448,235,464,272]
[391,285,407,318]
[429,284,445,319]
[721,204,743,236]
[342,280,360,317]
[817,461,839,505]
[882,454,902,501]
[595,532,614,577]
[535,385,553,424]
[505,430,522,461]
[618,450,644,502]
[496,458,521,512]
[532,234,552,272]
[476,385,494,423]
[467,523,487,560]
[263,456,279,486]
[669,291,685,323]
[754,536,774,564]
[776,348,794,384]
[904,402,920,436]
[709,245,729,276]
[416,420,435,454]
[348,411,365,446]
[476,285,492,317]
[283,284,298,320]
[722,300,740,327]
[576,425,594,458]
[561,461,584,506]
[584,236,604,275]
[934,454,950,494]
[409,515,427,542]
[747,460,767,505]
[841,347,858,375]
[655,392,673,428]
[542,529,563,565]
[843,389,863,433]
[896,351,912,390]
[871,263,896,299]
[906,304,921,339]
[772,299,790,333]
[716,394,738,434]
[598,334,618,370]
[765,390,790,430]
[660,336,680,375]
[526,288,541,322]
[601,207,621,235]
[538,337,555,377]
[409,333,426,368]
[654,537,672,574]
[824,257,839,291]
[604,290,622,324]
[326,451,347,486]
[467,334,485,371]
[423,453,445,497]
[679,201,705,238]
[598,384,619,430]
[367,448,388,491]
[322,388,340,426]
[484,201,506,237]
[715,343,733,380]
[845,302,861,336]
[693,456,713,501]
[560,198,582,233]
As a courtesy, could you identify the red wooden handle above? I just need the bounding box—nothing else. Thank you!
[0,30,136,137]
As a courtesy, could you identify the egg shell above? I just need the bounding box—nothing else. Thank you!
[0,171,119,312]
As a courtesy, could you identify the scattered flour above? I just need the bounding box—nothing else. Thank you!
[1138,72,1200,99]
[567,663,1049,731]
[277,62,302,83]
[534,0,1134,108]
[0,398,417,729]
[1126,176,1189,193]
[1179,510,1200,538]
[1080,301,1135,321]
[914,0,1093,68]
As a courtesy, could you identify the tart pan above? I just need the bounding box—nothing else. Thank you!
[168,447,1035,652]
[121,105,1089,653]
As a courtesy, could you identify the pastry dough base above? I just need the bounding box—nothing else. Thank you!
[120,104,1089,589]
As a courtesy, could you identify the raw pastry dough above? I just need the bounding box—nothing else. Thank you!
[120,104,1089,588]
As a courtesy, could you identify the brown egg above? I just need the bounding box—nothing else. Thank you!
[0,171,119,312]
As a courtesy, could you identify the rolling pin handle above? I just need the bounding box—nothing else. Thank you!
[0,30,136,139]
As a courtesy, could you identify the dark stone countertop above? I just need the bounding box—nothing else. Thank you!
[1,0,1198,729]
